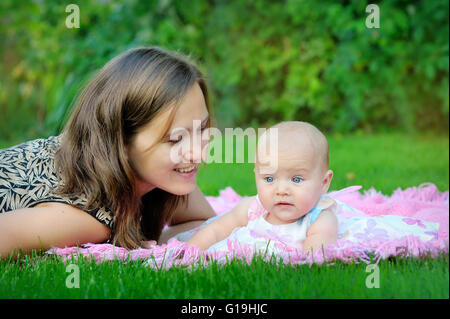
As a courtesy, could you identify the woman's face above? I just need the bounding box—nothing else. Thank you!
[127,83,210,197]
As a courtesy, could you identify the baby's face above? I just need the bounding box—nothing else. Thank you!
[254,137,330,225]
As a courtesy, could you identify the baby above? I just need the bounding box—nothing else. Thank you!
[187,121,338,253]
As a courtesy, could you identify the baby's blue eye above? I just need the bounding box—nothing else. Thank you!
[265,176,274,183]
[292,176,303,183]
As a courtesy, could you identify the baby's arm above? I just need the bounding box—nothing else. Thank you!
[303,201,338,252]
[186,197,253,250]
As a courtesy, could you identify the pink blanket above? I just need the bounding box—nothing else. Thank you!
[47,183,449,269]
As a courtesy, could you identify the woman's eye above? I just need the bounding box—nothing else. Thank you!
[292,176,303,183]
[265,176,274,183]
[169,137,182,144]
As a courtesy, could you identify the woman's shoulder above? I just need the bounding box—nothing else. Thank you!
[0,135,62,183]
[0,135,62,175]
[1,135,62,156]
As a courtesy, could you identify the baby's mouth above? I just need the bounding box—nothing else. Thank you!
[275,201,294,207]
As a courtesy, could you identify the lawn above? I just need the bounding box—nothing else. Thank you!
[0,133,449,299]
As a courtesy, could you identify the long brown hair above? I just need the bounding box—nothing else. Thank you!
[52,47,211,249]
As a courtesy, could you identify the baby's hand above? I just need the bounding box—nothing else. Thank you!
[141,240,157,249]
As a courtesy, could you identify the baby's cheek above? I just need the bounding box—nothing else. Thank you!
[259,191,274,211]
[296,195,316,213]
[255,181,265,197]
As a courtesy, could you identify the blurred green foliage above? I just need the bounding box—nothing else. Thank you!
[0,0,448,145]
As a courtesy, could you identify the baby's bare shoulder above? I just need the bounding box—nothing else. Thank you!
[307,205,338,236]
[317,196,337,211]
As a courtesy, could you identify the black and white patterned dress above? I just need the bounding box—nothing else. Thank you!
[0,135,114,228]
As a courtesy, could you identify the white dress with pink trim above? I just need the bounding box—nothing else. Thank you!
[206,194,335,254]
[172,187,441,255]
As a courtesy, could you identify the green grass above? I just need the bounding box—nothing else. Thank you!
[0,133,449,299]
[0,252,448,299]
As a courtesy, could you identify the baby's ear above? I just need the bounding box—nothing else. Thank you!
[321,169,333,193]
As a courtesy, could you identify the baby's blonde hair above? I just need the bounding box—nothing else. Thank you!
[261,121,329,172]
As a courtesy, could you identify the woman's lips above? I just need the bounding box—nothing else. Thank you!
[173,165,198,179]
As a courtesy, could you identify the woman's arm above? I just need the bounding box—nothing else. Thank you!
[186,197,252,250]
[158,186,216,244]
[169,186,216,224]
[0,203,111,259]
[158,220,206,244]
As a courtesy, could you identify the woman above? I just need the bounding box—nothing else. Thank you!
[0,47,216,258]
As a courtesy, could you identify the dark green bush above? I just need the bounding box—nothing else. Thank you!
[0,0,448,144]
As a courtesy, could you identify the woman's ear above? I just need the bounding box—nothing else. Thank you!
[321,169,334,194]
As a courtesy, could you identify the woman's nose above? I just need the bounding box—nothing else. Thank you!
[182,136,205,163]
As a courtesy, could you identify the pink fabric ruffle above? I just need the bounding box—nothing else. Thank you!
[329,183,449,239]
[46,183,449,268]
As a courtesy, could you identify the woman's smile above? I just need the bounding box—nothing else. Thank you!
[174,164,198,178]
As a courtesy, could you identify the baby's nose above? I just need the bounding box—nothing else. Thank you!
[276,190,289,196]
[276,182,290,196]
